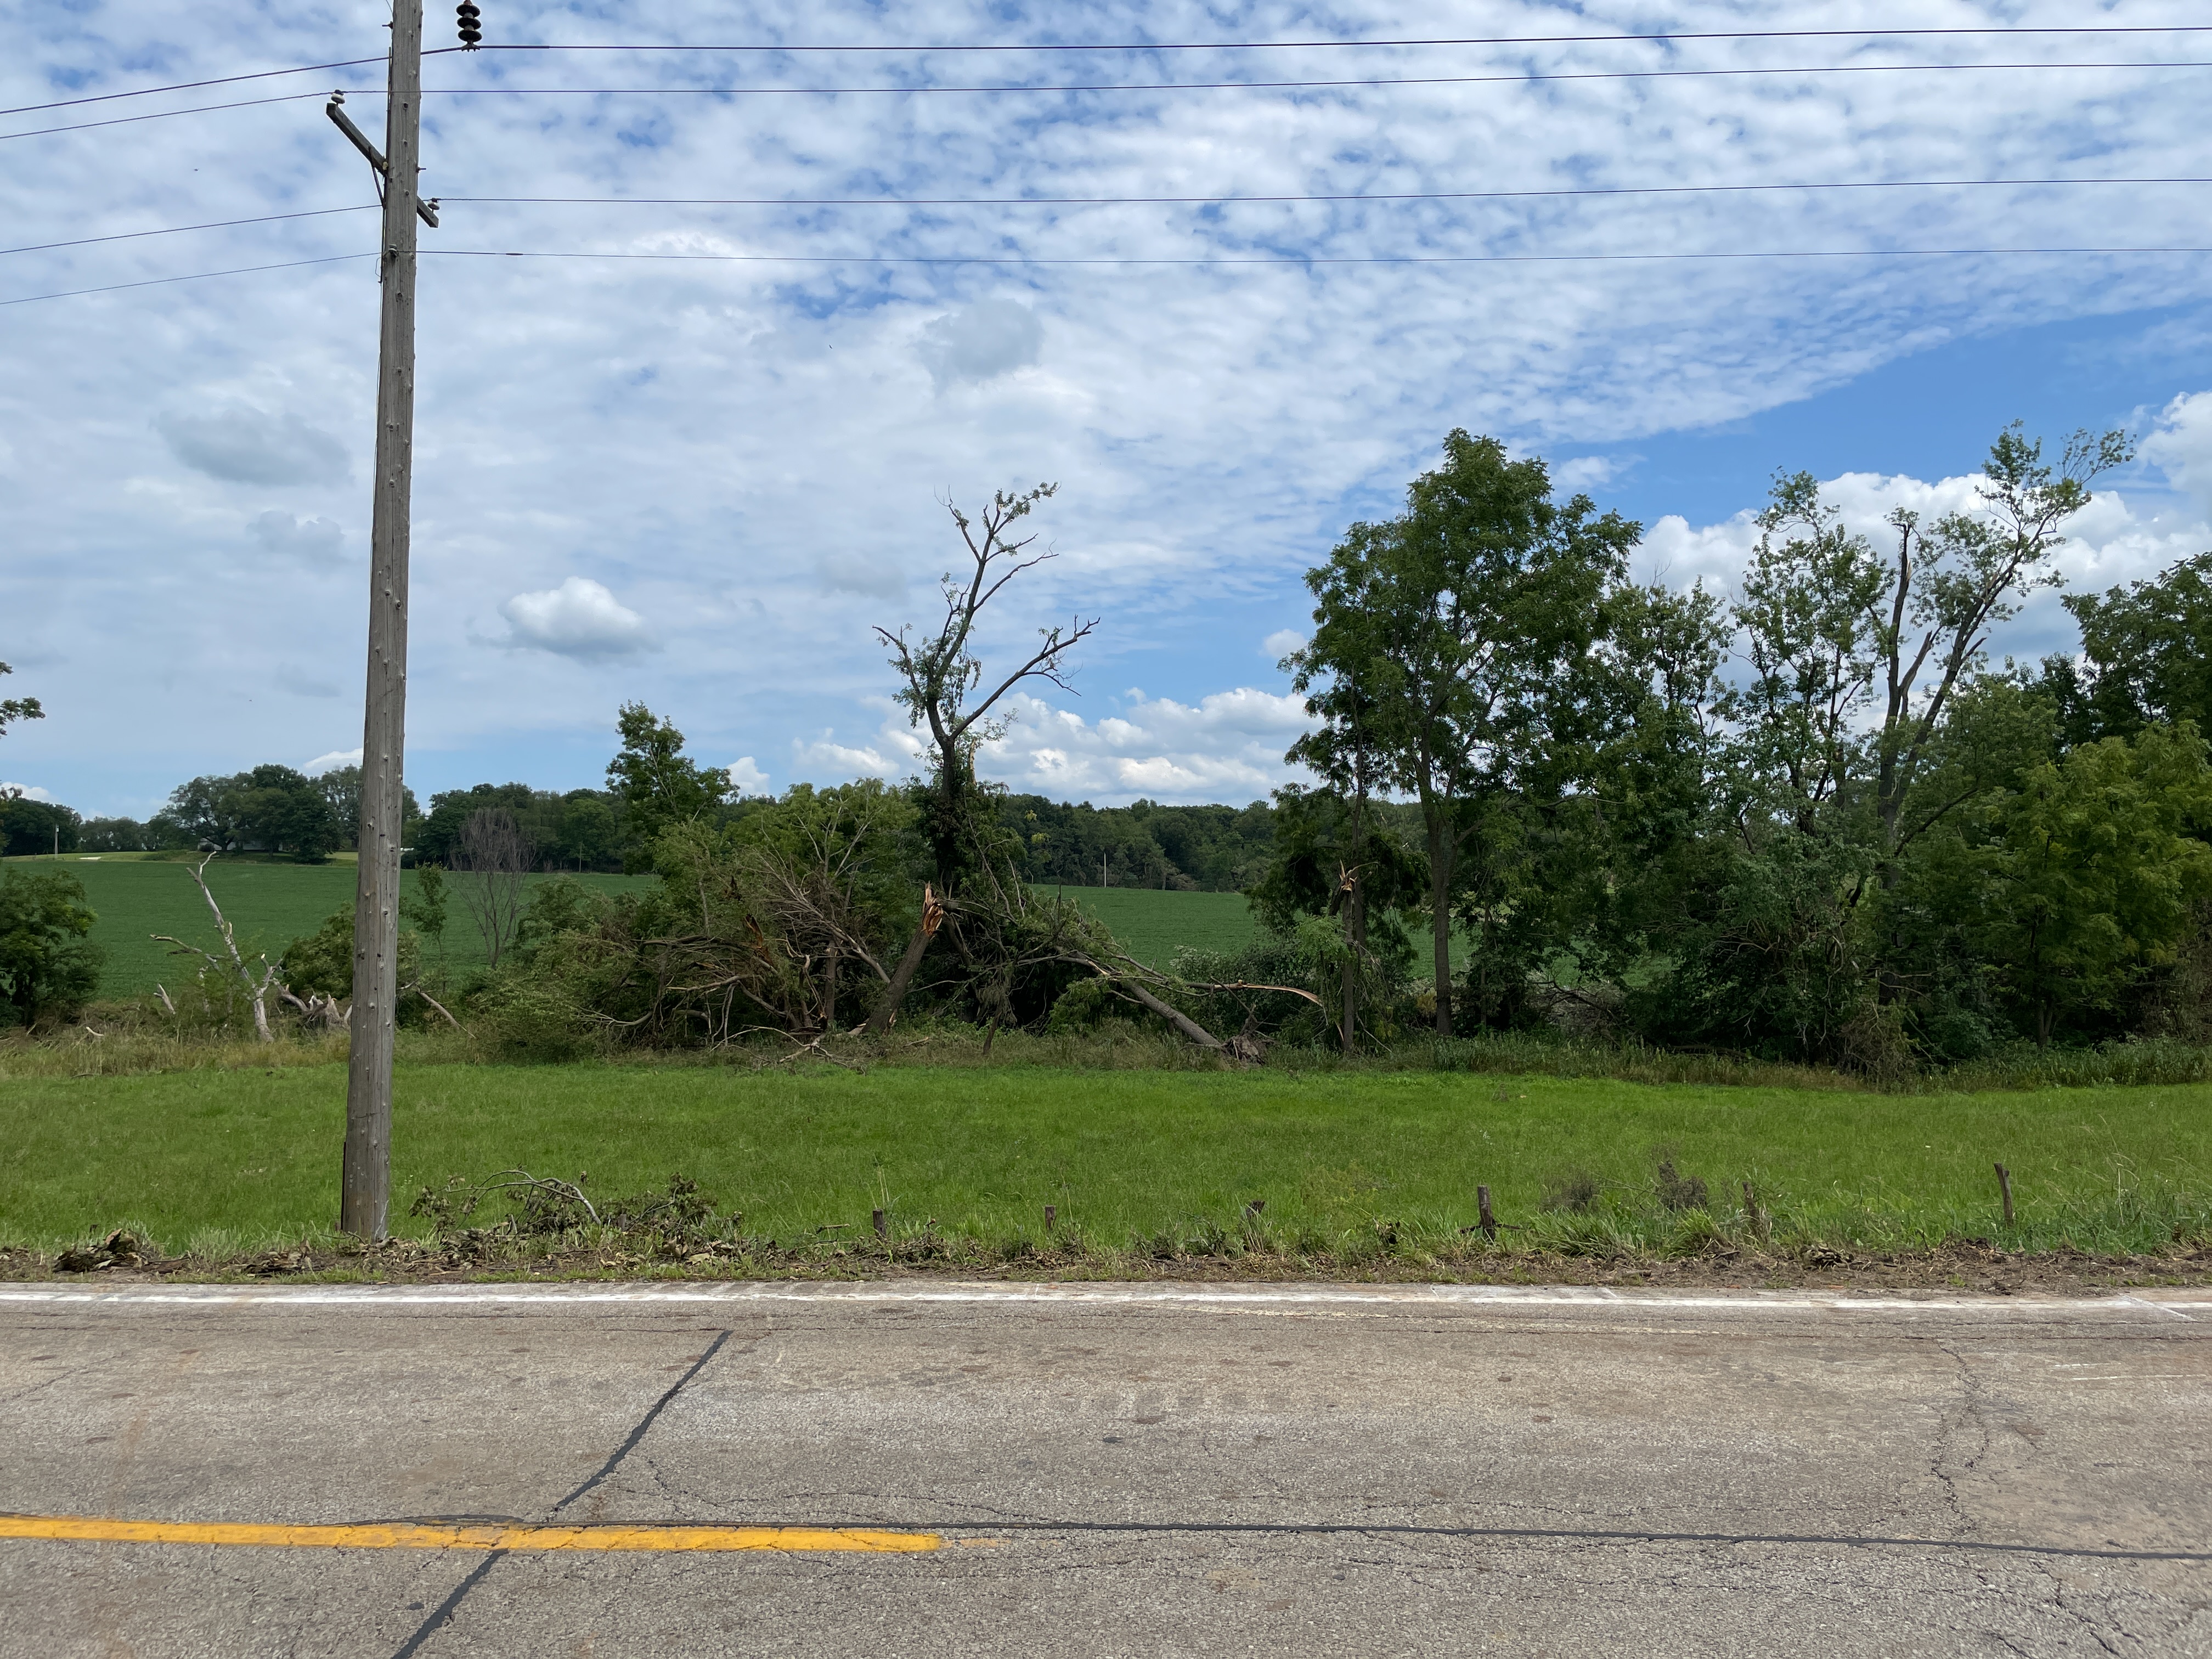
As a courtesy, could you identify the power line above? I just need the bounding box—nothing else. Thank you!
[17,56,2203,140]
[388,60,2212,95]
[14,177,2197,261]
[1,92,325,142]
[422,244,2212,267]
[0,253,369,306]
[10,239,2209,307]
[471,26,2212,54]
[16,24,2212,116]
[0,205,375,258]
[447,177,2212,208]
[0,58,385,117]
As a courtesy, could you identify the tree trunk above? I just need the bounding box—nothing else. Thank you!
[1424,802,1454,1037]
[1340,870,1364,1053]
[865,921,934,1037]
[1106,972,1227,1052]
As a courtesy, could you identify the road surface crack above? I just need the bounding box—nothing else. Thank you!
[382,1327,736,1657]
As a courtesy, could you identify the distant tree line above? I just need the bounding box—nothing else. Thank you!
[996,796,1276,891]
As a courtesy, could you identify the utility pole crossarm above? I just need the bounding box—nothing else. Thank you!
[326,93,439,228]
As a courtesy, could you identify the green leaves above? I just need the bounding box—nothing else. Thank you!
[605,701,732,857]
[2060,551,2212,741]
[0,659,41,741]
[0,867,103,1027]
[1966,726,2212,1045]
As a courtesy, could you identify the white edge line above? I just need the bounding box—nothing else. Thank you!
[0,1282,2199,1316]
[2114,1295,2194,1321]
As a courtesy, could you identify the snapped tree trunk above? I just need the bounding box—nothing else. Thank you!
[864,885,946,1037]
[1099,968,1227,1053]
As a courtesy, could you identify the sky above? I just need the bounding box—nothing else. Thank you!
[5,1,2212,819]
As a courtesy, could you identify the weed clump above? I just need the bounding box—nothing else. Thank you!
[1654,1156,1709,1211]
[1542,1168,1602,1214]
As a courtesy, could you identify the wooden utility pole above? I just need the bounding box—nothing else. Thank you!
[338,0,430,1238]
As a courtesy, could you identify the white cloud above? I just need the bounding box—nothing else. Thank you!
[2142,391,2212,517]
[1553,456,1627,493]
[791,725,924,780]
[155,407,348,487]
[918,299,1044,390]
[1644,466,2210,601]
[726,756,769,794]
[303,748,361,774]
[13,0,2212,815]
[1261,628,1306,663]
[990,688,1311,803]
[249,510,346,565]
[792,687,1313,804]
[1640,464,2212,663]
[1,782,57,803]
[499,578,657,659]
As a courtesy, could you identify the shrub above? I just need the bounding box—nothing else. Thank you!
[279,905,419,1004]
[0,867,104,1026]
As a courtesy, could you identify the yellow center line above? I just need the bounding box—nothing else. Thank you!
[0,1515,940,1553]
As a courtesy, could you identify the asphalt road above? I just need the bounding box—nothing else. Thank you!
[1,1281,2207,1657]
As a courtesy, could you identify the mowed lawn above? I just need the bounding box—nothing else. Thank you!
[2,1061,2204,1255]
[10,856,656,998]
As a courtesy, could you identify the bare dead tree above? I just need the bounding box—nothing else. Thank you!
[453,808,534,969]
[865,484,1099,1036]
[153,853,282,1042]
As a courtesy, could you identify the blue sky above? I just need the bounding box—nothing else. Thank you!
[5,2,2212,818]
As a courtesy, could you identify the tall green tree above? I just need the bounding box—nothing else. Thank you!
[151,765,347,860]
[2051,550,2212,741]
[1296,431,1639,1035]
[1965,725,2212,1045]
[1726,425,2131,871]
[606,702,732,861]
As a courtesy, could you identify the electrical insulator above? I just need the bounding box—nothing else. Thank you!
[456,1,482,48]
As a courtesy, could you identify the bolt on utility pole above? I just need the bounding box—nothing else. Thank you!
[338,0,431,1238]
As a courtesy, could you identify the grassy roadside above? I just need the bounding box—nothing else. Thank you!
[3,1059,2205,1267]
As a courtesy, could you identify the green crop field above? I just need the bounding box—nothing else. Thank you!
[12,854,1262,997]
[4,855,656,998]
[2,1060,2204,1258]
[1062,886,1259,966]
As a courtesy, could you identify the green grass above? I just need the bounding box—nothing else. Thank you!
[1062,886,1258,967]
[3,855,655,997]
[16,854,1254,994]
[3,1060,2204,1258]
